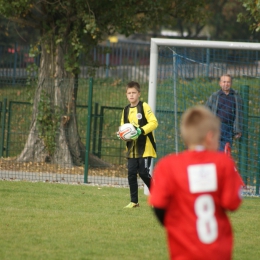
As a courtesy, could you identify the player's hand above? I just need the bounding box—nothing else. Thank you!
[130,127,142,140]
[234,133,242,139]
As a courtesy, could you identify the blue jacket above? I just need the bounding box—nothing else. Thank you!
[205,89,243,134]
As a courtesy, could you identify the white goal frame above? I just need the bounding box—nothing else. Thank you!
[148,38,260,120]
[144,38,260,195]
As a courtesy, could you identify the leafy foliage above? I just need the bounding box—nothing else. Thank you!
[37,91,62,156]
[0,0,210,74]
[237,0,260,33]
[0,16,39,44]
[164,0,258,40]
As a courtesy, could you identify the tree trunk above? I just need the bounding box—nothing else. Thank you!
[17,41,111,168]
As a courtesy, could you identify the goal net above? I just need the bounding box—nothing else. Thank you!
[148,39,260,196]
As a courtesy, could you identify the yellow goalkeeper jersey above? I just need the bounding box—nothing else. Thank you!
[120,101,158,158]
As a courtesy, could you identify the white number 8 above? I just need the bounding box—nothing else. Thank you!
[194,195,218,244]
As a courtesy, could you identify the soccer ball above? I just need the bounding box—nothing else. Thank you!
[118,123,137,141]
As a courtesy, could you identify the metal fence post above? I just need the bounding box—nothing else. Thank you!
[206,48,210,78]
[12,42,17,86]
[238,85,249,185]
[6,101,12,157]
[256,121,260,195]
[97,106,104,159]
[84,78,93,183]
[0,98,7,158]
[106,40,110,78]
[119,45,123,78]
[92,102,99,156]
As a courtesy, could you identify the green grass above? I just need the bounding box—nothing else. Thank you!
[0,181,260,260]
[231,197,260,260]
[0,181,167,260]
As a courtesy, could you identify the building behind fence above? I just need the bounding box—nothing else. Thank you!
[0,40,260,196]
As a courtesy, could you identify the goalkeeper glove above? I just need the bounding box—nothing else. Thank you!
[116,131,121,140]
[130,127,142,140]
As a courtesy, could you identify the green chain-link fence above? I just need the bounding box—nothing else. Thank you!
[153,44,260,196]
[1,41,260,196]
[0,78,149,186]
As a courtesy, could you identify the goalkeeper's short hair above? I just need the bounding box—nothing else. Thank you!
[126,81,141,92]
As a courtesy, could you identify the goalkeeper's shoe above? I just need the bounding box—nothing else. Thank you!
[124,202,140,208]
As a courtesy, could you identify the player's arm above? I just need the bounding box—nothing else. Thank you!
[235,94,243,135]
[205,94,214,110]
[120,110,124,126]
[205,97,211,108]
[130,103,157,140]
[153,207,166,226]
[220,157,243,211]
[149,156,174,223]
[116,110,125,139]
[141,102,158,134]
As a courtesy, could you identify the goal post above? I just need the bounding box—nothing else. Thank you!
[148,38,260,112]
[145,38,260,196]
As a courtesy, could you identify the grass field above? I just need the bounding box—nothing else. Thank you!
[0,181,260,260]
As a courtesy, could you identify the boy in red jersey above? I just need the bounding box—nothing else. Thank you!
[149,105,243,260]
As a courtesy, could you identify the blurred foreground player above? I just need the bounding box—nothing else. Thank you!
[149,105,243,260]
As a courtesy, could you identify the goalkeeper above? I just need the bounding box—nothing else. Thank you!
[118,81,158,208]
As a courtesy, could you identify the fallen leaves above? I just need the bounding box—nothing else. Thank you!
[0,157,128,177]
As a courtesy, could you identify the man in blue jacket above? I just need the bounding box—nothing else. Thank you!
[206,74,243,151]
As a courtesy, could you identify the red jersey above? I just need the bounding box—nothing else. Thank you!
[149,150,243,260]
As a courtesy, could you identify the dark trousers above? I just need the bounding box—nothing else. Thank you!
[127,157,152,203]
[219,123,233,151]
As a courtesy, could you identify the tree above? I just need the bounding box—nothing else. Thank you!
[207,0,257,40]
[0,16,39,45]
[168,0,212,39]
[0,0,209,167]
[237,0,260,33]
[161,0,258,41]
